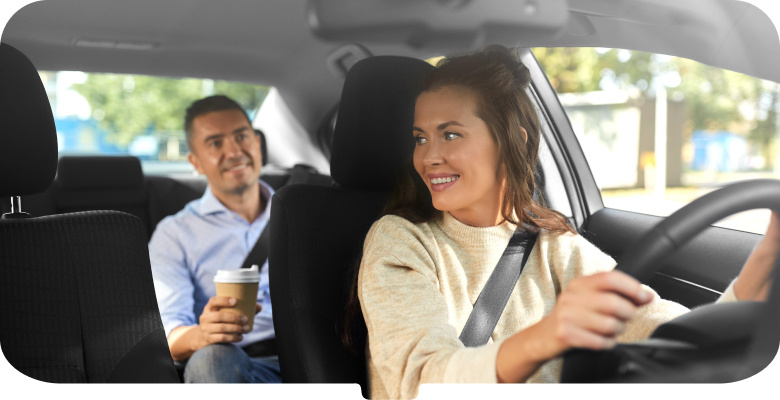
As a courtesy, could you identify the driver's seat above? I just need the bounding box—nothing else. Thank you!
[269,56,433,395]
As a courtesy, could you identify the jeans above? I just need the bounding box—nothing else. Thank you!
[183,343,282,383]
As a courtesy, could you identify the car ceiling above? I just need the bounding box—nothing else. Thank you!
[1,0,779,134]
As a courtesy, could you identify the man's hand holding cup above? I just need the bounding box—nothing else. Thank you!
[197,265,262,345]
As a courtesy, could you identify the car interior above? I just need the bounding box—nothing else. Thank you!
[0,42,179,383]
[1,0,780,396]
[270,55,433,397]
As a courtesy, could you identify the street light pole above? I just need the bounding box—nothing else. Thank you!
[655,81,668,198]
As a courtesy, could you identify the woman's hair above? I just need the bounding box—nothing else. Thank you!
[341,45,574,353]
[385,45,574,234]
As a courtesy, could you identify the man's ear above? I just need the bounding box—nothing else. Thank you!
[188,152,204,175]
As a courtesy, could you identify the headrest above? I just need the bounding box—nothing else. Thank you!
[0,43,58,197]
[330,56,433,191]
[57,156,144,190]
[255,128,268,166]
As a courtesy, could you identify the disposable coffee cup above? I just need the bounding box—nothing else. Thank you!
[213,265,261,331]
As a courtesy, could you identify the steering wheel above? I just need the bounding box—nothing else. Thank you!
[562,179,780,382]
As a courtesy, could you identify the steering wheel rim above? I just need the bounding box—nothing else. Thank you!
[615,179,780,284]
[607,178,780,377]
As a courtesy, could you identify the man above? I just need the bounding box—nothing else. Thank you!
[149,95,280,383]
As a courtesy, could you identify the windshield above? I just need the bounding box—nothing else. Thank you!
[533,47,779,234]
[41,71,269,175]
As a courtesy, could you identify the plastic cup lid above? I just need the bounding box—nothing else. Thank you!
[213,265,261,283]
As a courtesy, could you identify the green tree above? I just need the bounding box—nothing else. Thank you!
[72,74,268,147]
[671,58,755,132]
[532,47,601,93]
[532,48,653,93]
[749,82,779,169]
[533,47,778,169]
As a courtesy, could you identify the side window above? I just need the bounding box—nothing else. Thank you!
[537,115,573,219]
[533,48,778,234]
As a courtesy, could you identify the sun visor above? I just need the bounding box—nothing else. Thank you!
[307,0,568,49]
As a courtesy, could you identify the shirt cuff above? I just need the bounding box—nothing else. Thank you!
[163,321,190,339]
[715,278,739,303]
[442,336,508,384]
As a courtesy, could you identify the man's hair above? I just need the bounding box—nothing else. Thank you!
[184,95,251,149]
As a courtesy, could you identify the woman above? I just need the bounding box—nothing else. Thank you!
[356,46,778,399]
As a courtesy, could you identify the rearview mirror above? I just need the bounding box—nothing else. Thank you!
[307,0,568,49]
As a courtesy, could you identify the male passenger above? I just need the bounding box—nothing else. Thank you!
[149,95,280,383]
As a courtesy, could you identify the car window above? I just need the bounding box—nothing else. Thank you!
[40,70,269,175]
[533,47,778,235]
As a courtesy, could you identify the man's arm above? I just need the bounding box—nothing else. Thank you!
[166,297,254,361]
[148,219,201,359]
[149,216,259,361]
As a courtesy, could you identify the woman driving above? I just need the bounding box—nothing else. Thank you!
[355,46,779,399]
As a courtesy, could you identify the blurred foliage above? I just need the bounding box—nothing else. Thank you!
[533,47,778,169]
[532,48,654,93]
[72,74,268,147]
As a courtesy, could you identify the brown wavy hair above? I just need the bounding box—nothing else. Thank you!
[385,45,573,233]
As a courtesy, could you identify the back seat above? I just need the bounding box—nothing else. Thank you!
[56,155,152,235]
[3,155,333,239]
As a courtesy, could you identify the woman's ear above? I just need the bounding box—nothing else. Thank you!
[520,127,528,144]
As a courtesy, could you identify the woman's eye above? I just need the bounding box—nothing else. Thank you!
[444,131,461,140]
[414,135,428,145]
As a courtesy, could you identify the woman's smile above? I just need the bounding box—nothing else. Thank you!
[428,174,460,191]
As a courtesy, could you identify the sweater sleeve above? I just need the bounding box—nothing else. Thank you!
[358,216,502,399]
[548,233,689,342]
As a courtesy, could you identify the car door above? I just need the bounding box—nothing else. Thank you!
[519,47,765,309]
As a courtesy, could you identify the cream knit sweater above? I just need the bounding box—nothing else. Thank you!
[358,212,737,399]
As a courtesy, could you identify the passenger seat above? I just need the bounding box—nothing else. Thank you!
[0,42,179,384]
[1,151,334,240]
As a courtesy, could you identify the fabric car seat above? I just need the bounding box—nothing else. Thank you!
[269,56,433,395]
[0,42,179,383]
[53,155,152,237]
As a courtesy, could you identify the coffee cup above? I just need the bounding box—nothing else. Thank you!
[213,265,261,331]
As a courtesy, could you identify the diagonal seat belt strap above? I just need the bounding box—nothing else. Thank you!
[459,227,537,347]
[241,222,271,270]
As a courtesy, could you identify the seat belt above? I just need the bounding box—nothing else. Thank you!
[240,221,271,270]
[459,227,538,347]
[239,164,317,269]
[286,163,318,186]
[236,188,276,357]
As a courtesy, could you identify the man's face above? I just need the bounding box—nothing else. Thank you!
[187,109,263,197]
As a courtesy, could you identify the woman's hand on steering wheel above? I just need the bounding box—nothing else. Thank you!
[495,269,655,383]
[538,270,655,357]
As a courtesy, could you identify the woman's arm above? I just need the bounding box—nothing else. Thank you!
[359,217,506,398]
[495,270,654,383]
[734,211,780,301]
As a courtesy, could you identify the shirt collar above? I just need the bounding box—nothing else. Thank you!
[197,179,275,217]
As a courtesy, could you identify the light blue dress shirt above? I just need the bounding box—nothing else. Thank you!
[149,179,275,347]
